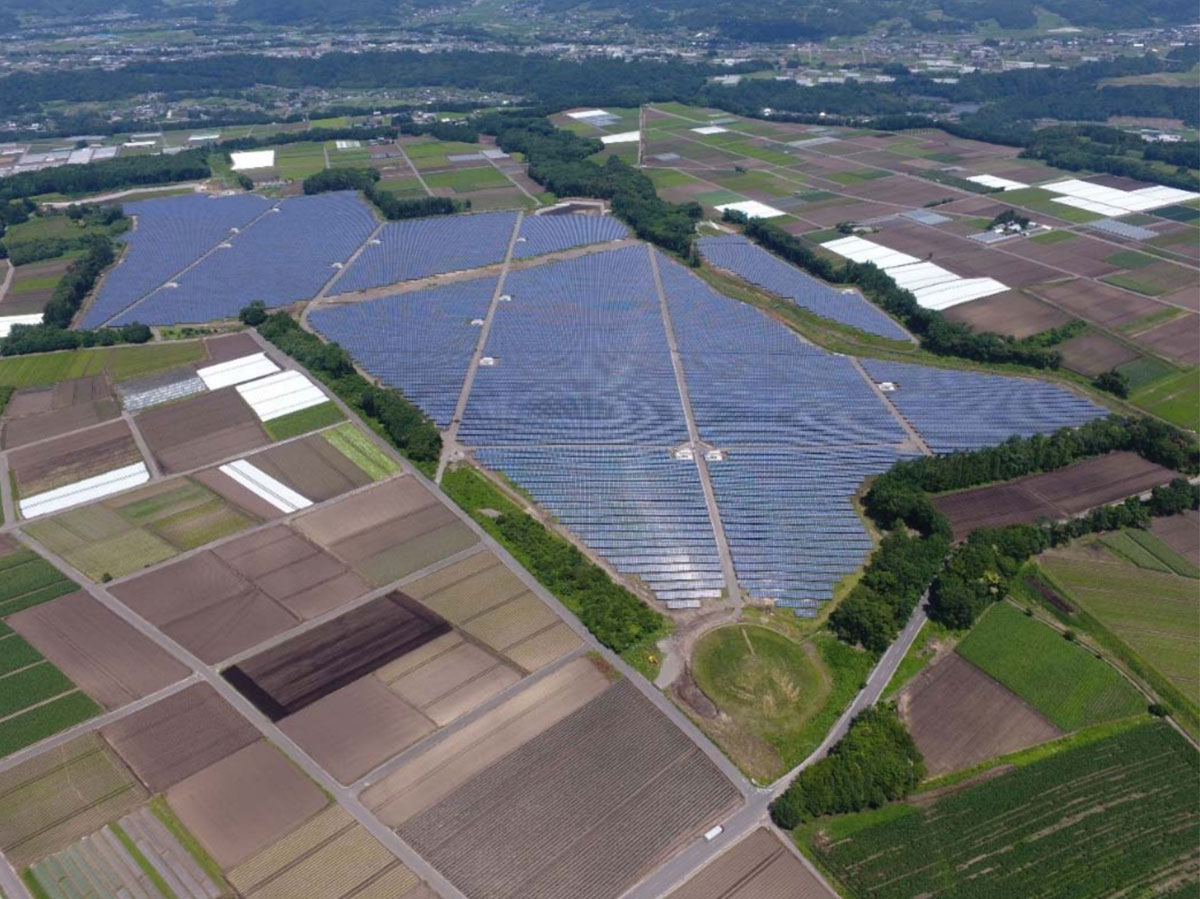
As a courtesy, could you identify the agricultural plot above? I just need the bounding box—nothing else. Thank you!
[111,524,370,662]
[392,677,740,899]
[898,652,1062,777]
[0,734,148,868]
[943,290,1073,339]
[9,590,188,709]
[1055,330,1140,376]
[1150,510,1200,565]
[0,538,77,617]
[166,740,328,870]
[26,806,225,899]
[10,419,146,516]
[229,805,429,899]
[955,602,1145,732]
[401,550,581,672]
[228,429,376,502]
[292,477,478,587]
[1,375,119,449]
[2,255,78,315]
[666,828,835,899]
[137,387,270,474]
[25,476,258,581]
[810,723,1199,899]
[1040,544,1199,704]
[932,451,1177,539]
[0,628,98,756]
[1129,365,1200,430]
[101,684,259,792]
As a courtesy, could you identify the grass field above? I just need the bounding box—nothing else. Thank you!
[956,602,1144,731]
[1039,547,1199,706]
[1028,229,1076,245]
[806,722,1198,899]
[1100,529,1200,577]
[0,342,206,389]
[1116,354,1177,390]
[423,167,510,192]
[262,401,345,441]
[273,143,326,180]
[0,547,77,617]
[1104,250,1157,269]
[322,423,399,480]
[1128,366,1200,430]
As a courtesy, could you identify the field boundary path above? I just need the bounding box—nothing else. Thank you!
[0,259,13,304]
[849,356,932,454]
[395,142,434,195]
[437,211,525,482]
[43,183,206,209]
[648,245,742,609]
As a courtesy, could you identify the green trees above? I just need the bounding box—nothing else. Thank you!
[254,309,442,469]
[770,704,925,828]
[1093,369,1130,398]
[0,151,211,203]
[301,167,466,221]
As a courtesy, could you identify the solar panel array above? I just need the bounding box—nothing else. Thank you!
[332,211,518,294]
[697,234,911,340]
[512,214,629,259]
[860,359,1107,452]
[309,277,497,427]
[710,448,910,611]
[111,192,377,325]
[458,246,688,446]
[659,253,906,447]
[474,447,724,601]
[82,193,273,328]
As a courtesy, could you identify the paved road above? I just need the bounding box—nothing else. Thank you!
[43,183,205,208]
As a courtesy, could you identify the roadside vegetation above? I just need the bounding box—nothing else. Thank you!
[442,465,668,680]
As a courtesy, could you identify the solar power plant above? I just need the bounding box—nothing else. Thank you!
[659,253,906,446]
[333,211,518,294]
[474,447,724,601]
[709,447,912,610]
[458,246,689,446]
[860,359,1107,452]
[111,192,377,325]
[309,277,498,427]
[83,194,273,328]
[512,214,629,259]
[697,234,912,340]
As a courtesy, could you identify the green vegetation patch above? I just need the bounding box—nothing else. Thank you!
[148,796,228,890]
[796,190,839,202]
[0,549,77,617]
[0,691,100,756]
[0,664,75,719]
[1028,229,1076,244]
[1101,262,1192,296]
[692,625,827,778]
[809,722,1197,899]
[423,166,509,192]
[0,342,204,389]
[646,169,700,188]
[1104,249,1157,269]
[1129,366,1200,430]
[376,177,427,197]
[262,401,345,441]
[957,602,1144,731]
[1153,204,1200,223]
[826,168,891,185]
[321,422,399,480]
[1041,552,1199,705]
[1116,355,1177,390]
[695,189,744,207]
[882,619,958,698]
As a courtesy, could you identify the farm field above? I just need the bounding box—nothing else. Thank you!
[137,386,271,474]
[0,341,206,389]
[955,602,1144,731]
[2,374,120,449]
[0,627,99,756]
[110,523,371,663]
[9,589,189,709]
[932,451,1176,539]
[666,827,834,899]
[1039,539,1200,704]
[9,418,144,503]
[808,722,1199,899]
[0,734,148,868]
[25,475,258,581]
[1150,510,1200,565]
[386,674,740,899]
[0,537,77,616]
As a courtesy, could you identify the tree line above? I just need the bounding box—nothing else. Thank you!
[0,150,211,204]
[301,168,468,220]
[770,704,925,828]
[249,305,442,471]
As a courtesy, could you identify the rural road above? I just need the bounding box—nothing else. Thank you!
[42,183,205,208]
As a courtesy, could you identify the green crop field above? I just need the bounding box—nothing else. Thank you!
[322,423,399,480]
[0,634,98,755]
[0,342,205,389]
[646,169,701,189]
[957,602,1144,730]
[262,401,344,441]
[1097,529,1198,577]
[826,168,891,185]
[1028,229,1076,245]
[809,723,1198,899]
[1129,366,1200,430]
[423,166,510,193]
[691,625,872,781]
[1116,355,1176,390]
[273,142,326,180]
[1041,549,1199,705]
[1104,250,1157,269]
[0,548,77,617]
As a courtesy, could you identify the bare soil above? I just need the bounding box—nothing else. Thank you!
[899,654,1062,777]
[9,590,188,708]
[2,376,120,449]
[1056,331,1140,376]
[944,291,1073,339]
[9,418,141,497]
[137,387,269,474]
[666,828,835,899]
[1149,511,1200,565]
[101,683,259,791]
